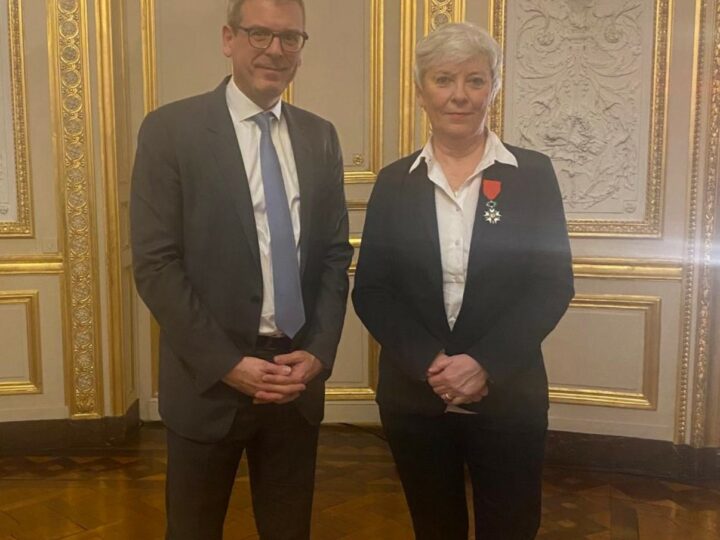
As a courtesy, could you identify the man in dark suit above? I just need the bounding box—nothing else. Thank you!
[130,1,352,538]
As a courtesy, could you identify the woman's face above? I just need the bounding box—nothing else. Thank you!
[417,55,494,142]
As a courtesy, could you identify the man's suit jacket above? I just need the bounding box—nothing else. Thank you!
[352,146,574,431]
[131,78,353,442]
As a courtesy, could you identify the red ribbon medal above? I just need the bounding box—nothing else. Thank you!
[482,179,502,224]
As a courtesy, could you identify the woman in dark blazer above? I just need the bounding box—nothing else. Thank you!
[352,22,574,540]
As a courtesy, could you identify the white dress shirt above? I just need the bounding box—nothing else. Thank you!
[409,131,518,413]
[226,80,301,336]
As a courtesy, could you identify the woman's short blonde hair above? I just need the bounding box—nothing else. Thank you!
[226,0,306,28]
[414,22,503,98]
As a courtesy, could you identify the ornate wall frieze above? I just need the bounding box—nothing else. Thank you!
[49,0,103,417]
[492,0,670,237]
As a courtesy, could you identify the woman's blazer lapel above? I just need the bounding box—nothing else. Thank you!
[405,161,452,337]
[453,160,522,331]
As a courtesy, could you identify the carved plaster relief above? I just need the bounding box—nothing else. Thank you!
[500,0,666,235]
[0,5,17,222]
[0,0,33,235]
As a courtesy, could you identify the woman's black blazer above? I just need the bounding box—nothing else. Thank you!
[352,144,574,431]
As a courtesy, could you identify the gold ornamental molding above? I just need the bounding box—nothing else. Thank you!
[549,295,661,410]
[325,336,379,401]
[139,0,381,183]
[326,263,379,401]
[424,0,465,32]
[343,0,384,184]
[572,258,683,281]
[400,0,467,154]
[344,243,682,281]
[691,0,720,447]
[419,0,466,140]
[0,290,42,395]
[398,0,417,156]
[95,0,129,415]
[677,0,705,446]
[683,0,720,447]
[140,0,157,113]
[49,0,104,418]
[1,0,33,237]
[0,255,63,274]
[489,0,672,238]
[487,0,506,140]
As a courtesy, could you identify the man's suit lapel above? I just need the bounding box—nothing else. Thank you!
[283,103,314,277]
[205,79,261,272]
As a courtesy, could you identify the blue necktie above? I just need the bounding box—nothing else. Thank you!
[252,112,305,337]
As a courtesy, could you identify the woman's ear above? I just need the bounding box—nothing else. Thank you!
[415,83,425,110]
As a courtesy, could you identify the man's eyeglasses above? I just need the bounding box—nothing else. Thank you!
[235,25,309,52]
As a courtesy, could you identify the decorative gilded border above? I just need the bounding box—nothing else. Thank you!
[140,0,382,183]
[549,295,661,410]
[0,290,42,395]
[1,0,33,237]
[140,0,157,113]
[572,258,683,281]
[398,0,417,156]
[96,0,128,415]
[400,0,467,153]
[325,336,379,401]
[342,243,684,281]
[326,264,379,401]
[49,0,103,417]
[677,0,705,446]
[688,0,720,447]
[488,0,506,137]
[425,0,465,30]
[419,0,466,140]
[0,255,63,274]
[343,0,384,184]
[490,0,672,238]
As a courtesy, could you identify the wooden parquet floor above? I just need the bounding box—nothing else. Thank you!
[0,424,718,539]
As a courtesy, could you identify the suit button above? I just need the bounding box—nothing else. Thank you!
[250,295,261,304]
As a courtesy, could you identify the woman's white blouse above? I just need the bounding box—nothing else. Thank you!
[409,131,518,330]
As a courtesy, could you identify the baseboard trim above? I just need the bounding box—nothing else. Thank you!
[0,400,140,454]
[545,430,720,482]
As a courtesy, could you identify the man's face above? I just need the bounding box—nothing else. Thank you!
[222,0,305,109]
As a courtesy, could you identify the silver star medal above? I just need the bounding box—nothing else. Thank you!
[484,200,501,224]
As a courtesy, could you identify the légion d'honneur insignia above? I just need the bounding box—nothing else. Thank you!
[482,178,502,224]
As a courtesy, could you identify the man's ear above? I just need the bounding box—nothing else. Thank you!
[221,25,234,58]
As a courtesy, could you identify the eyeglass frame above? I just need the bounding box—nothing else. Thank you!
[234,25,309,52]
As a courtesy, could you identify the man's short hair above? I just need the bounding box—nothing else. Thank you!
[227,0,306,28]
